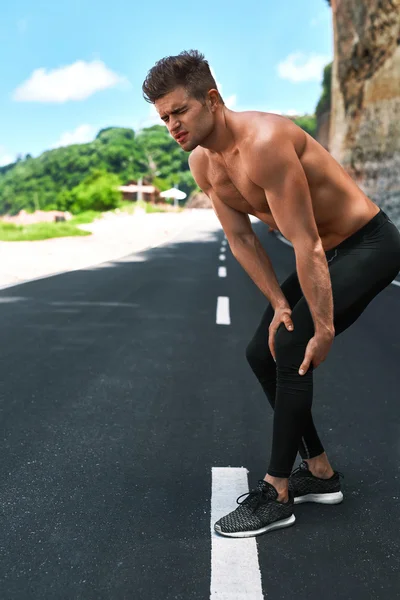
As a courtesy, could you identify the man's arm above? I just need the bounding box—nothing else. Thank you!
[188,151,289,309]
[246,132,334,334]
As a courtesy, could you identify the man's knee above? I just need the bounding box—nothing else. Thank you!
[274,322,309,366]
[245,338,275,377]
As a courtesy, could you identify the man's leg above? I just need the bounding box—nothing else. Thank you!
[264,213,400,501]
[246,271,328,474]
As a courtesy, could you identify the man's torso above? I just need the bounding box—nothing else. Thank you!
[195,112,379,251]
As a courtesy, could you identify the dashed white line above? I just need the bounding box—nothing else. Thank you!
[220,247,226,253]
[219,255,226,261]
[218,267,227,278]
[216,296,230,325]
[210,467,263,599]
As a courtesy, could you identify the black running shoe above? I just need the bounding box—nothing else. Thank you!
[214,480,295,538]
[289,460,344,505]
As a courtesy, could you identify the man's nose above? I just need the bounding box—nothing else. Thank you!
[170,117,181,133]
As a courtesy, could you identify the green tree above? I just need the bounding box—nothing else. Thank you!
[0,124,198,215]
[67,170,122,213]
[293,115,317,137]
[315,62,332,118]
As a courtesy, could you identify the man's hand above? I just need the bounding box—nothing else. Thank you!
[268,305,294,361]
[299,329,335,375]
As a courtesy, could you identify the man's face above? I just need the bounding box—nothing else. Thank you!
[155,86,214,152]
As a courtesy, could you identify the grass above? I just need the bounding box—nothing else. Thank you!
[68,210,101,225]
[117,200,184,214]
[0,221,91,242]
[0,201,186,241]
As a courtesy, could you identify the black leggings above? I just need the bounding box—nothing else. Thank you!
[246,209,400,478]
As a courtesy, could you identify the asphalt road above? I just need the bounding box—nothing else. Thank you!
[1,212,399,599]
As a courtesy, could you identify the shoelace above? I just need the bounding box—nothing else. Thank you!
[236,481,272,514]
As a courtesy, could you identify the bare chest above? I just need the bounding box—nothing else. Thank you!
[207,155,275,223]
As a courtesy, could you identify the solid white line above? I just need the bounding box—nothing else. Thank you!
[210,467,263,599]
[218,267,227,278]
[219,255,226,261]
[216,296,230,325]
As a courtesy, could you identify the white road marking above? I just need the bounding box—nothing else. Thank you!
[222,239,227,246]
[219,255,226,261]
[218,267,227,278]
[276,232,292,247]
[216,297,230,325]
[220,247,226,253]
[392,279,400,287]
[210,467,263,599]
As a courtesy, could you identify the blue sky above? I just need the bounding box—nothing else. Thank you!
[0,0,333,165]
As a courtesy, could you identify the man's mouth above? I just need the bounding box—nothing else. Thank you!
[175,132,188,143]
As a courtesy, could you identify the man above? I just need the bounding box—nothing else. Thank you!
[142,50,400,538]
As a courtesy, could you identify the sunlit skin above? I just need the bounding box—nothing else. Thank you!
[155,85,380,502]
[155,86,225,153]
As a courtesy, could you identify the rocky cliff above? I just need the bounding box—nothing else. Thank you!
[330,0,400,226]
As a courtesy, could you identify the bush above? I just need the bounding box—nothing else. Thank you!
[293,115,317,138]
[67,170,122,214]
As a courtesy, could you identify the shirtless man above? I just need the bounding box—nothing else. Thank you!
[142,50,400,538]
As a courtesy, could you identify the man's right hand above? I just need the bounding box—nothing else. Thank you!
[268,305,294,361]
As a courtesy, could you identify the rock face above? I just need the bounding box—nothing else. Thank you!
[316,110,331,151]
[330,0,400,226]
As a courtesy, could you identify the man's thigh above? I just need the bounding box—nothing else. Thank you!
[288,244,398,340]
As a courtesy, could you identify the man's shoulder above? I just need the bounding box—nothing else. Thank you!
[188,145,207,167]
[188,147,210,190]
[240,111,294,147]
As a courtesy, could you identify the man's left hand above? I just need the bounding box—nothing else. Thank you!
[299,329,335,375]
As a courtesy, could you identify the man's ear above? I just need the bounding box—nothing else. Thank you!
[207,89,220,111]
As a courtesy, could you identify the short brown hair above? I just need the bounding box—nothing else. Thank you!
[142,49,224,105]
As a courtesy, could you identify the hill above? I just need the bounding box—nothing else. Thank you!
[0,125,197,216]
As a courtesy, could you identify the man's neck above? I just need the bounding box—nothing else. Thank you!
[200,108,237,155]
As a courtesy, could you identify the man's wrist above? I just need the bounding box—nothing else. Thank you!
[315,323,335,336]
[272,299,291,311]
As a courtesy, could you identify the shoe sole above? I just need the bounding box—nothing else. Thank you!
[214,514,296,538]
[294,491,343,505]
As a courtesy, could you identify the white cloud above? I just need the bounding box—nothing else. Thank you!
[0,146,15,166]
[134,105,164,131]
[225,94,237,109]
[51,124,97,148]
[277,52,331,83]
[210,67,237,108]
[13,60,128,103]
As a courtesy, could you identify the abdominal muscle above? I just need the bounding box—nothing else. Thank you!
[252,198,378,252]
